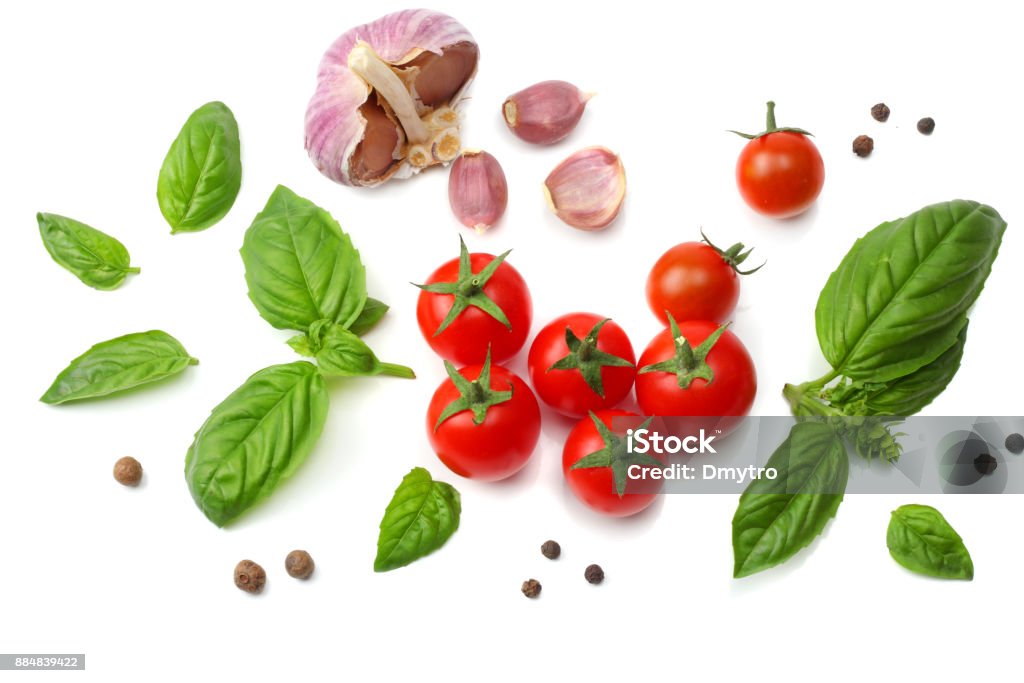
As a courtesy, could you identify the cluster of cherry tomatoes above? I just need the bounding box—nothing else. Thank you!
[415,235,759,516]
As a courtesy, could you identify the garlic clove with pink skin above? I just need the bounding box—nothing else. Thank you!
[448,150,508,233]
[543,147,626,231]
[305,10,479,187]
[503,81,592,145]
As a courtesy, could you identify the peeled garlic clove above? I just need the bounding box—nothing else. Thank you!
[543,147,626,231]
[305,10,479,187]
[503,81,591,145]
[448,150,508,233]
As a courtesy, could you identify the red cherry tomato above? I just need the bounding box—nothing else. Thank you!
[733,101,824,218]
[527,313,636,418]
[635,319,756,437]
[645,232,762,325]
[562,410,664,517]
[416,238,532,365]
[426,354,541,481]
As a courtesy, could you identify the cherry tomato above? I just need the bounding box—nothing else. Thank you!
[527,313,636,418]
[426,351,541,481]
[562,410,664,517]
[635,318,756,437]
[645,232,762,325]
[416,237,532,365]
[733,101,824,218]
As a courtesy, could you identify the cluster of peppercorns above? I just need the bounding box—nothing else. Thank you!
[234,550,315,595]
[521,540,604,599]
[852,102,935,158]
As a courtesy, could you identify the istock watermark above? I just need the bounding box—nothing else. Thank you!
[607,415,1024,494]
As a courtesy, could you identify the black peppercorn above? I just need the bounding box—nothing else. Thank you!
[917,117,935,135]
[234,560,266,594]
[541,540,561,560]
[521,579,541,598]
[113,456,143,486]
[871,103,891,122]
[974,453,997,475]
[1005,433,1024,454]
[584,564,604,585]
[852,135,874,157]
[285,550,315,579]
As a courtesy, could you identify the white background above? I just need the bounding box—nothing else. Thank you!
[1,1,1021,680]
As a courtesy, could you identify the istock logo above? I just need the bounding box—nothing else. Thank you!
[627,428,717,455]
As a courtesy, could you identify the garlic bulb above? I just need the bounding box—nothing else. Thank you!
[305,10,478,187]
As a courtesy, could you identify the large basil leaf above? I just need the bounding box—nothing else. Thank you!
[374,467,461,572]
[887,504,973,580]
[40,330,196,404]
[241,185,367,331]
[184,362,328,527]
[815,201,1004,383]
[37,212,139,290]
[157,101,242,233]
[732,421,848,578]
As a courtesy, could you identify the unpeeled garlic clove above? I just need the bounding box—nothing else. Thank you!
[448,150,508,233]
[543,147,626,231]
[503,81,592,145]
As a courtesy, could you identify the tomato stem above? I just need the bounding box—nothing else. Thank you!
[728,100,813,140]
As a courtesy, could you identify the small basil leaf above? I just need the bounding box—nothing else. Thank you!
[157,101,242,233]
[37,212,139,290]
[241,185,367,331]
[315,324,415,379]
[887,504,973,580]
[834,322,969,416]
[184,362,328,527]
[348,297,389,336]
[286,334,317,357]
[732,421,848,578]
[374,467,461,572]
[41,330,197,405]
[815,200,1005,383]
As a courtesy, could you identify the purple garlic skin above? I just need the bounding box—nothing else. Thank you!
[448,150,508,233]
[503,81,591,145]
[305,10,479,187]
[544,147,626,231]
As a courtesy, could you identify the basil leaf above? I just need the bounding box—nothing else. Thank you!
[184,362,328,527]
[40,330,197,405]
[241,185,367,331]
[313,324,414,378]
[348,297,389,336]
[732,422,848,578]
[157,101,242,233]
[37,212,139,290]
[887,504,973,580]
[815,201,1005,383]
[833,322,968,416]
[374,467,461,572]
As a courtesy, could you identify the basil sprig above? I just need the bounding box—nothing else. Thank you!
[733,200,1004,578]
[184,186,414,526]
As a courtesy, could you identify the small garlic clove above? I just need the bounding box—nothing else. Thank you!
[448,150,508,233]
[543,146,626,231]
[503,80,592,145]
